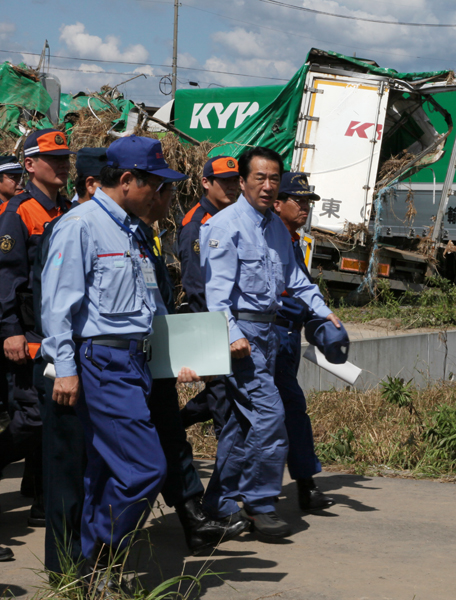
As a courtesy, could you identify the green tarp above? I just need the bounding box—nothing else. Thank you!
[0,60,136,140]
[209,48,453,170]
[0,62,52,114]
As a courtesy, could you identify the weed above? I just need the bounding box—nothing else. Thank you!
[422,404,456,469]
[380,376,413,409]
[316,426,355,464]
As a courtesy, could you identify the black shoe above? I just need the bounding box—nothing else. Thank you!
[297,478,335,511]
[78,542,131,599]
[175,496,249,554]
[28,494,45,527]
[0,546,14,561]
[241,508,292,538]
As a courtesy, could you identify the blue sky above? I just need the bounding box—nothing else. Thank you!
[1,0,456,106]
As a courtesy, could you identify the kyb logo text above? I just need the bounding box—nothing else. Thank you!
[190,102,260,129]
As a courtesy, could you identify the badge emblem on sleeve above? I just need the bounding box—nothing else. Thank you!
[0,235,15,253]
[193,239,200,254]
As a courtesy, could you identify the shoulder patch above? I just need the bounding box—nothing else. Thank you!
[193,238,200,254]
[208,239,219,248]
[0,234,15,253]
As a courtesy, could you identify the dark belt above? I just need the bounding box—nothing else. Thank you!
[77,336,150,353]
[275,318,303,332]
[232,311,276,323]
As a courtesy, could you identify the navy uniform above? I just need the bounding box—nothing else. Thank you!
[178,156,240,437]
[40,137,184,565]
[273,173,335,510]
[0,132,72,525]
[33,148,106,573]
[199,149,335,537]
[0,155,23,416]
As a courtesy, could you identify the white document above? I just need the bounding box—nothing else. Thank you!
[44,362,56,381]
[147,311,231,379]
[303,344,361,386]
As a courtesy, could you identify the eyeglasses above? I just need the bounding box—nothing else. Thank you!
[288,196,314,208]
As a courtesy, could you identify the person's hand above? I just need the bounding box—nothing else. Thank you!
[326,313,341,329]
[53,375,80,407]
[230,337,251,359]
[177,367,201,383]
[3,335,30,364]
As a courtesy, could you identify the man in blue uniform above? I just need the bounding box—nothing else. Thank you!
[273,172,335,511]
[33,147,106,575]
[40,136,184,589]
[178,156,239,436]
[0,130,73,526]
[200,147,341,539]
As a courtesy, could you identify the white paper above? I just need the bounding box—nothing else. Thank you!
[303,344,361,386]
[44,362,56,381]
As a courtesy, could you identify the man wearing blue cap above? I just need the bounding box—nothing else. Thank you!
[0,155,23,204]
[40,136,218,591]
[0,129,73,528]
[274,172,337,511]
[33,147,107,576]
[200,147,341,539]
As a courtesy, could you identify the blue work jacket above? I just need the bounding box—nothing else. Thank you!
[41,188,157,378]
[200,194,331,344]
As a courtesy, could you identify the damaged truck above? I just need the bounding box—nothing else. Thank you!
[159,49,456,297]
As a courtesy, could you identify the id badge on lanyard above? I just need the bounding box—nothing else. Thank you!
[141,260,158,289]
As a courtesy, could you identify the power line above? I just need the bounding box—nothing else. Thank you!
[258,0,456,27]
[178,3,456,64]
[0,48,288,81]
[48,65,160,77]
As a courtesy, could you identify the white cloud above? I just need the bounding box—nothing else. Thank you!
[134,65,154,77]
[59,22,149,63]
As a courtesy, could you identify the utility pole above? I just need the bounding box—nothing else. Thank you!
[172,0,179,99]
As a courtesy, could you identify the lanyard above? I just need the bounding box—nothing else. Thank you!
[92,197,157,265]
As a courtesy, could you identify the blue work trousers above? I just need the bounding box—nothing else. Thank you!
[75,340,167,559]
[203,321,288,517]
[274,327,321,480]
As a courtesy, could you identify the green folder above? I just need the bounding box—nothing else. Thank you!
[147,311,232,379]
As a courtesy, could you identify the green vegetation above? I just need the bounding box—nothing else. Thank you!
[336,276,456,330]
[309,381,456,478]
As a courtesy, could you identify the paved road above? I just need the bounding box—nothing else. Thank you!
[1,460,455,600]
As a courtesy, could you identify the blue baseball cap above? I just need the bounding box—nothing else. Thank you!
[304,318,350,364]
[279,172,320,200]
[106,136,186,181]
[76,148,107,178]
[0,155,22,174]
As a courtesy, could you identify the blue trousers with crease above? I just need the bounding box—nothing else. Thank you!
[75,340,167,559]
[203,321,288,518]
